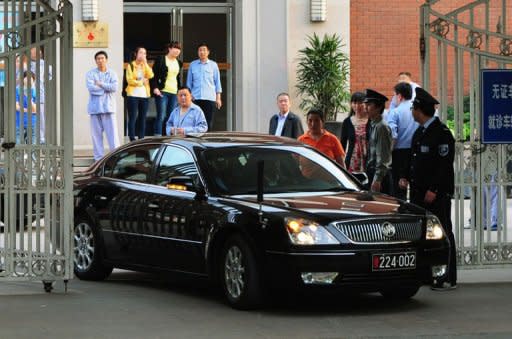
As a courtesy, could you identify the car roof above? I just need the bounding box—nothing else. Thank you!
[78,133,307,176]
[124,132,304,149]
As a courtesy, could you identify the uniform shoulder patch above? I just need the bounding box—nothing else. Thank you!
[438,144,449,157]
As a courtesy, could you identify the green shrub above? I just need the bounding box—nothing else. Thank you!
[296,33,350,121]
[446,96,471,141]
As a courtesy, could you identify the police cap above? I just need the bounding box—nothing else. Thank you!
[413,87,440,108]
[363,89,388,105]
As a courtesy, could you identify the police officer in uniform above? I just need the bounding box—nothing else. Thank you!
[364,89,393,194]
[399,87,456,290]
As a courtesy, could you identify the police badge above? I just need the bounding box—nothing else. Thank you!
[438,144,449,156]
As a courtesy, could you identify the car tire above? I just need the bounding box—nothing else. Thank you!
[73,215,113,281]
[220,234,263,310]
[379,285,420,299]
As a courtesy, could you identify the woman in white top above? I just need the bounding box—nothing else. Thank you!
[125,47,154,141]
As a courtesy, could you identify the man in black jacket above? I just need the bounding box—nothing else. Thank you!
[268,93,304,139]
[399,87,457,290]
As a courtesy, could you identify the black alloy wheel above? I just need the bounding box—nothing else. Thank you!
[220,234,263,310]
[73,216,113,281]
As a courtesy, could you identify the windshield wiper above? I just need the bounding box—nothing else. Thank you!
[322,187,357,192]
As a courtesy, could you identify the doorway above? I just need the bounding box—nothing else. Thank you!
[123,2,233,133]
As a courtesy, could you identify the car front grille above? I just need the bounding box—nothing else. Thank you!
[333,218,423,244]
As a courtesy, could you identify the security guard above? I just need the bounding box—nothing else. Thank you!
[399,87,456,290]
[364,89,393,194]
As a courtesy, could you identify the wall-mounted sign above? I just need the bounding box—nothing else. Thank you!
[73,22,108,48]
[481,69,512,144]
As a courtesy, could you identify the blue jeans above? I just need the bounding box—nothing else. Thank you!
[127,96,149,141]
[154,92,177,136]
[15,112,37,144]
[483,174,498,227]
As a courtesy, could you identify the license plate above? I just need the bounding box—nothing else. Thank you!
[372,252,416,271]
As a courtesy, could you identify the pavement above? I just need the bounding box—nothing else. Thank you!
[0,267,511,339]
[457,266,512,283]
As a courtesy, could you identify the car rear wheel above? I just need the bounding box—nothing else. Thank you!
[220,235,263,310]
[73,216,113,281]
[379,285,420,299]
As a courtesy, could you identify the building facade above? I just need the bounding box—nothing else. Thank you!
[71,0,350,151]
[350,0,512,102]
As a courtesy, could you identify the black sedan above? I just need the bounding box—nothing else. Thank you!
[73,133,450,309]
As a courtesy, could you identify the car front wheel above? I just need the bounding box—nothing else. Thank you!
[220,234,262,310]
[73,216,113,281]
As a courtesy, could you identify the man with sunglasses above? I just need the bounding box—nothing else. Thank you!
[399,87,457,291]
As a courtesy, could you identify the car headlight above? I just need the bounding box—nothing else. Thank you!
[426,215,445,240]
[285,217,339,245]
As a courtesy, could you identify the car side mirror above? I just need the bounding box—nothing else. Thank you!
[166,176,206,199]
[351,172,369,186]
[166,176,196,191]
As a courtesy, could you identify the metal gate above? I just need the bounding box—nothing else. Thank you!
[421,0,512,267]
[0,0,73,290]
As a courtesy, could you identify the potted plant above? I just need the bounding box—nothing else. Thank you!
[296,33,350,136]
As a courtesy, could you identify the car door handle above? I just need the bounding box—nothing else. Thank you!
[148,202,159,209]
[94,195,108,201]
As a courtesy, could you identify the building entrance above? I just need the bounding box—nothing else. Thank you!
[123,2,233,133]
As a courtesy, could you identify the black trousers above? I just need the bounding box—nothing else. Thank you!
[365,169,393,195]
[411,190,457,285]
[194,99,216,131]
[391,148,411,200]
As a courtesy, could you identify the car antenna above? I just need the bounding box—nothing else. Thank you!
[257,160,264,224]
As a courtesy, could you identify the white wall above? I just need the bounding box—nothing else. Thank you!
[71,0,124,151]
[287,0,351,121]
[236,0,350,133]
[235,0,288,133]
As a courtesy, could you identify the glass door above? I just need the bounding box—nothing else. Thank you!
[124,3,233,132]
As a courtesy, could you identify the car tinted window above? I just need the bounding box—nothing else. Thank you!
[109,145,160,182]
[202,146,358,195]
[156,146,198,186]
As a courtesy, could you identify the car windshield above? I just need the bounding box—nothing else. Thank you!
[201,146,359,195]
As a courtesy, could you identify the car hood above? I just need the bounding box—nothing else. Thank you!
[224,191,425,221]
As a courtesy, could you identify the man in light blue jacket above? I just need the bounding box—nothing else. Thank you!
[86,51,120,161]
[166,86,208,136]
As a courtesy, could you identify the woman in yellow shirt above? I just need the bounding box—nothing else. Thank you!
[150,41,183,136]
[125,47,154,141]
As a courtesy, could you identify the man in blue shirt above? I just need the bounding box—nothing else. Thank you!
[86,51,120,161]
[389,71,420,111]
[30,47,51,144]
[386,82,417,200]
[166,86,208,136]
[186,43,222,131]
[15,71,37,144]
